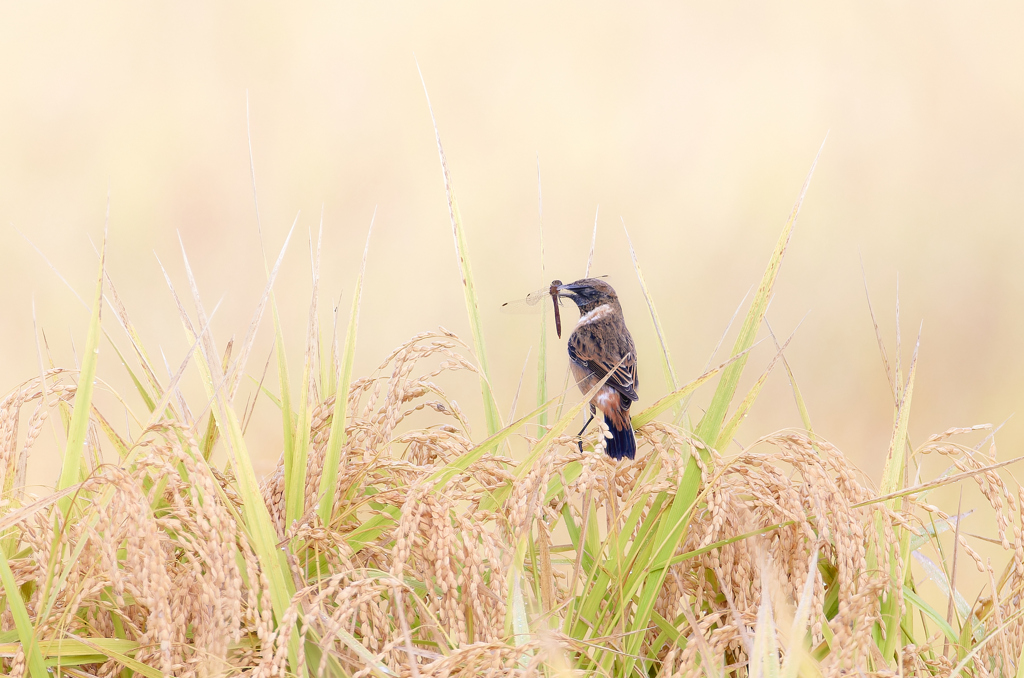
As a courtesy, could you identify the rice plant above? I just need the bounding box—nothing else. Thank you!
[1,138,1023,678]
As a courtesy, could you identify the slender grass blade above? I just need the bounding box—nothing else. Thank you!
[57,235,105,514]
[318,214,374,525]
[0,546,46,678]
[418,61,501,436]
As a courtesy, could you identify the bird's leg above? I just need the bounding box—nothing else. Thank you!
[576,410,596,453]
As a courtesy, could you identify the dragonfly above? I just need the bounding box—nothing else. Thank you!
[501,279,566,337]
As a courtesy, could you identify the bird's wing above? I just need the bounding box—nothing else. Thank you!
[568,328,638,404]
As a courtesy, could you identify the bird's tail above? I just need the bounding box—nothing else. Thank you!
[603,414,636,460]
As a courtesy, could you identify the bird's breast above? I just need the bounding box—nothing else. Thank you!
[576,303,614,328]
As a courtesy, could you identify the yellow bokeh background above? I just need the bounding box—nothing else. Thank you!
[2,0,1023,534]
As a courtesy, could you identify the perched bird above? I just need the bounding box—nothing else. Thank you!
[556,278,638,460]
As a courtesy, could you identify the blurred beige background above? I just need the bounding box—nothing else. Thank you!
[2,2,1023,508]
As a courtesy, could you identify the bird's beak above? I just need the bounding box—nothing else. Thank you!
[555,282,583,299]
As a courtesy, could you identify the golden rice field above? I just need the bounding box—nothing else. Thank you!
[1,141,1023,678]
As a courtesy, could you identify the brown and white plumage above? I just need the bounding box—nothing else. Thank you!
[558,278,638,460]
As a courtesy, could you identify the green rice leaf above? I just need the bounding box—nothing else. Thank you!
[903,587,959,646]
[107,339,156,413]
[274,293,296,524]
[418,62,501,436]
[877,328,919,661]
[0,544,46,678]
[879,329,919,499]
[536,159,549,432]
[910,511,970,553]
[633,345,751,429]
[695,137,825,449]
[57,234,105,514]
[62,636,161,678]
[318,215,374,525]
[623,220,679,396]
[286,219,325,527]
[715,328,795,451]
[912,551,972,626]
[511,570,531,647]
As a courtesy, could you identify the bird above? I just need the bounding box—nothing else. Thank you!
[555,278,638,460]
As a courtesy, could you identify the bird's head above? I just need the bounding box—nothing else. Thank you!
[557,278,620,314]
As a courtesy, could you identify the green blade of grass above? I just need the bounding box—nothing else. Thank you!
[270,229,298,527]
[317,214,374,525]
[91,408,130,459]
[0,637,139,666]
[200,411,219,461]
[879,328,919,499]
[102,274,165,399]
[244,98,295,474]
[903,587,959,646]
[632,344,754,429]
[912,551,971,624]
[537,161,549,432]
[57,232,105,513]
[345,506,402,553]
[715,326,796,451]
[649,610,684,654]
[200,341,234,460]
[877,328,919,662]
[107,340,156,413]
[0,543,46,678]
[623,220,678,396]
[695,138,824,448]
[510,570,531,647]
[765,316,820,458]
[418,61,501,436]
[61,636,161,678]
[910,511,971,553]
[326,298,340,398]
[286,218,324,527]
[853,454,1024,510]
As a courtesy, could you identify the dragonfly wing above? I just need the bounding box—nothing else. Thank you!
[500,286,555,314]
